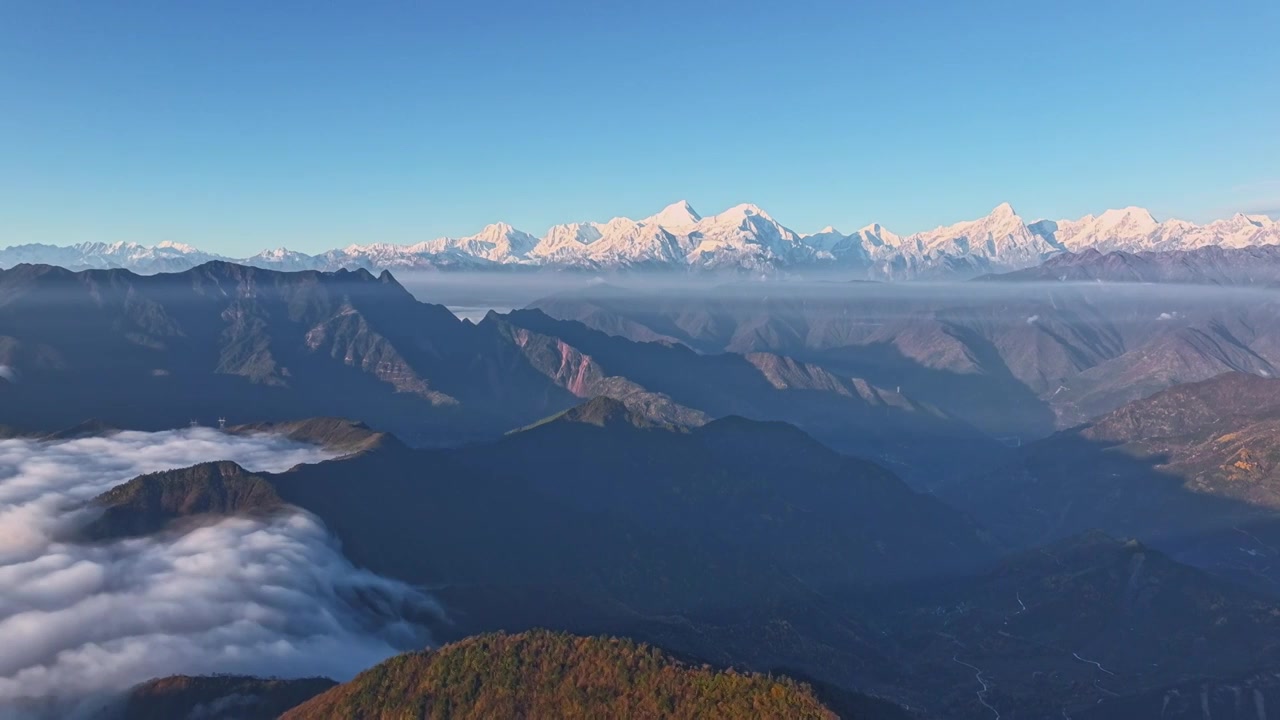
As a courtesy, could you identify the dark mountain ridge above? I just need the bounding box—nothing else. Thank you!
[489,308,997,486]
[0,261,483,442]
[71,405,1280,718]
[0,261,993,482]
[529,280,1280,435]
[77,403,992,707]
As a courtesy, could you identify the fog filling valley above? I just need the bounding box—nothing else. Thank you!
[0,429,439,717]
[388,271,1280,326]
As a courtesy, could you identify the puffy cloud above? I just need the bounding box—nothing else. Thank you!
[0,365,15,382]
[0,429,440,719]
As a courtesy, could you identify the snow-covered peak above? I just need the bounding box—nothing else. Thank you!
[531,222,607,260]
[918,202,1027,240]
[448,222,539,262]
[543,222,604,246]
[251,247,294,259]
[643,200,702,228]
[473,222,522,239]
[1232,212,1275,227]
[1054,206,1163,251]
[0,238,228,273]
[679,203,815,271]
[855,223,903,249]
[989,202,1017,219]
[243,247,324,271]
[902,202,1058,268]
[1177,212,1280,249]
[1096,206,1159,229]
[713,203,774,222]
[7,201,1280,278]
[800,226,868,264]
[601,216,642,233]
[801,226,845,246]
[155,240,201,253]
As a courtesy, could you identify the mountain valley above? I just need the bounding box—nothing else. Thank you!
[6,262,1280,718]
[45,402,1280,719]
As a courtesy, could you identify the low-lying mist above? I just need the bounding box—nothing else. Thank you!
[529,278,1280,329]
[0,429,440,719]
[391,270,1280,325]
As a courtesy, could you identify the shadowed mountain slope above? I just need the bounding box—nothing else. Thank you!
[81,405,992,705]
[0,263,990,480]
[942,373,1280,592]
[77,411,1280,718]
[491,309,997,486]
[463,397,999,591]
[859,532,1280,718]
[531,282,1280,435]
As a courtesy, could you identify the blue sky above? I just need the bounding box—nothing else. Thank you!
[2,0,1278,255]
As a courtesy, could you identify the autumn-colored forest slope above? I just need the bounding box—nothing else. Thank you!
[282,630,840,720]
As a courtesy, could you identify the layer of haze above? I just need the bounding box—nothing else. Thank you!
[391,271,1280,325]
[0,429,439,719]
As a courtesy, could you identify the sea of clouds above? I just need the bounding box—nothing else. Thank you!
[0,428,440,718]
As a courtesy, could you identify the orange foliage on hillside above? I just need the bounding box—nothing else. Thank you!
[282,630,838,720]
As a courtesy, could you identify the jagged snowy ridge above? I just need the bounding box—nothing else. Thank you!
[2,201,1277,277]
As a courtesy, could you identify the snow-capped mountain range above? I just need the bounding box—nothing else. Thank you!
[3,202,1278,278]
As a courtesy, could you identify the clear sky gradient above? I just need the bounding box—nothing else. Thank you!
[2,0,1278,255]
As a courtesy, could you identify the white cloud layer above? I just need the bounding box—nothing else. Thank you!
[0,429,440,719]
